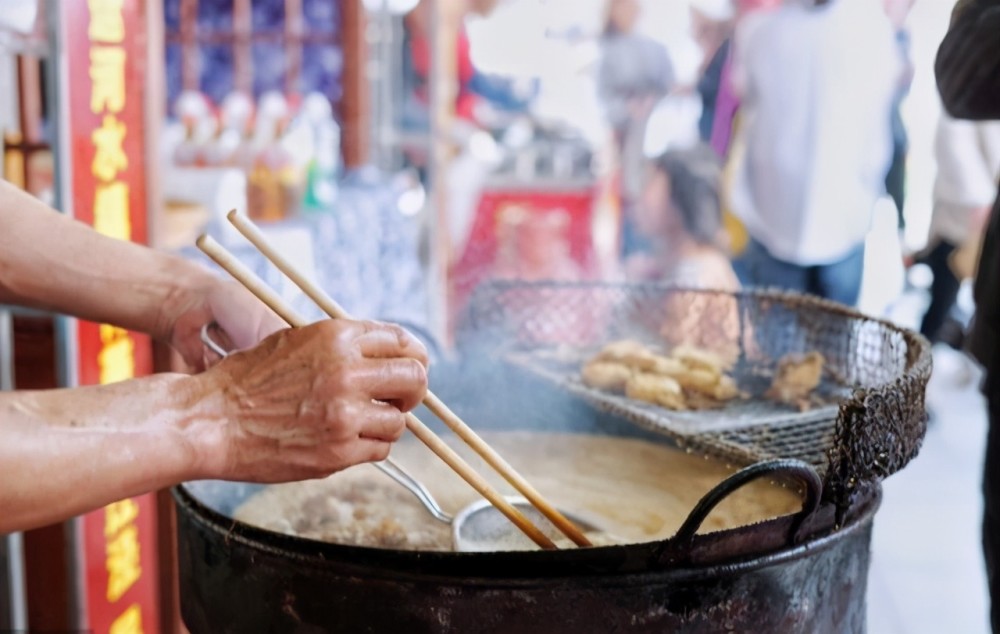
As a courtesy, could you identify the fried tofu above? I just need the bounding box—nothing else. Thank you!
[581,361,633,392]
[766,352,825,405]
[625,373,687,410]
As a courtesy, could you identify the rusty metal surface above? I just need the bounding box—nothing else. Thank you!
[461,283,931,511]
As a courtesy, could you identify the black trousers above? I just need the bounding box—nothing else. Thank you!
[918,240,962,343]
[986,363,999,633]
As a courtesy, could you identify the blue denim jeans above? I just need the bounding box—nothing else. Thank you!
[734,239,866,307]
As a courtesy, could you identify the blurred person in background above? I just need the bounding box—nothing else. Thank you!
[402,0,529,133]
[690,0,735,144]
[598,0,675,259]
[403,0,480,129]
[729,0,900,306]
[694,0,782,157]
[693,0,783,260]
[918,113,1000,350]
[882,0,917,231]
[628,144,739,291]
[403,0,527,266]
[935,2,1000,630]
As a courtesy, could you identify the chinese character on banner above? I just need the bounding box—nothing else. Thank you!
[106,524,141,602]
[104,499,139,539]
[97,327,136,383]
[62,0,158,631]
[88,0,126,43]
[93,181,131,240]
[91,115,128,181]
[90,47,126,114]
[109,605,144,634]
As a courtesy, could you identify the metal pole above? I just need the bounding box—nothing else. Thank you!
[0,308,27,631]
[45,1,84,628]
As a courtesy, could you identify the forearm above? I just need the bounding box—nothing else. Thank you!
[0,179,216,340]
[0,374,222,532]
[936,0,1000,120]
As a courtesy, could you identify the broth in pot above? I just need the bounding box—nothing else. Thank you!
[235,432,804,551]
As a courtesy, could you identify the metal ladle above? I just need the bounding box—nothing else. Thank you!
[373,457,602,552]
[201,324,599,552]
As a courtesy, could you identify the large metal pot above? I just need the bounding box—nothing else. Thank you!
[174,360,880,633]
[175,466,876,634]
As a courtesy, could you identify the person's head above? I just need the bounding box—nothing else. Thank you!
[604,0,641,36]
[638,144,724,248]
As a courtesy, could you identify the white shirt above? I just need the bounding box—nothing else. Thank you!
[931,113,1000,245]
[730,0,901,265]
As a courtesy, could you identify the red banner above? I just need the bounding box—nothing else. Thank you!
[62,0,160,632]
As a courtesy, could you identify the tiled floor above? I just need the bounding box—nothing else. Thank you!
[866,345,991,633]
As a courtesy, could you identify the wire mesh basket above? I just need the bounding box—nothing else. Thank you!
[459,282,932,511]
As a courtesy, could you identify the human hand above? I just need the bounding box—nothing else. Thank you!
[165,277,287,372]
[192,319,429,482]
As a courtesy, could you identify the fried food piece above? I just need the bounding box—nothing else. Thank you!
[648,355,687,377]
[620,349,660,371]
[595,340,647,362]
[671,344,731,373]
[651,352,740,401]
[625,373,687,410]
[673,367,721,396]
[685,391,725,411]
[587,340,743,410]
[581,361,633,392]
[594,340,659,371]
[711,374,741,401]
[766,351,825,405]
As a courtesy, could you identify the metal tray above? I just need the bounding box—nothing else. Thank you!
[506,346,851,437]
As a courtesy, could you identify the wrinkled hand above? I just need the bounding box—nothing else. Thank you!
[195,319,429,482]
[167,278,287,371]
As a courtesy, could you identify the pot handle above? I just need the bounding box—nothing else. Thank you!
[671,458,822,551]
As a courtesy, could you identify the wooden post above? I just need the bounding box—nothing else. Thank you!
[427,0,461,345]
[340,0,370,168]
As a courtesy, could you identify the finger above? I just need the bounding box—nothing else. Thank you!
[357,357,429,412]
[355,322,429,368]
[355,439,394,465]
[318,438,394,474]
[212,282,286,349]
[356,402,408,443]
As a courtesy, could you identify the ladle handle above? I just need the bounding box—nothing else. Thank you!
[373,459,453,524]
[666,459,822,562]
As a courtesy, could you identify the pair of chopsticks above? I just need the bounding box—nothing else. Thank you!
[198,211,591,550]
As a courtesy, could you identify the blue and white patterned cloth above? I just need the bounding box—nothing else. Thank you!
[180,167,429,337]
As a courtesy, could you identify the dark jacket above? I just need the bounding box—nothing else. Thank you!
[935,0,1000,371]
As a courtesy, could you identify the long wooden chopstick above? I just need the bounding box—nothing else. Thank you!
[196,234,558,550]
[225,210,593,548]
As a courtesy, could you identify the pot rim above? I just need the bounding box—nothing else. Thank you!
[172,482,881,583]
